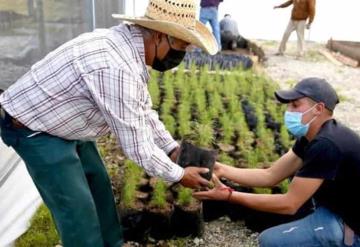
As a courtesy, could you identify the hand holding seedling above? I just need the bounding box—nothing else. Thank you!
[193,174,234,201]
[180,167,211,189]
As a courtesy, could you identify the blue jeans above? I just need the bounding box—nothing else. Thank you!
[0,110,123,247]
[199,7,221,51]
[259,207,360,247]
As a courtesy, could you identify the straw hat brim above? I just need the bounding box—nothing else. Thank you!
[112,14,218,55]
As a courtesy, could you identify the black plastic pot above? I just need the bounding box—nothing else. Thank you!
[241,100,258,131]
[120,206,151,243]
[202,200,228,222]
[147,205,174,239]
[176,141,217,180]
[171,202,204,237]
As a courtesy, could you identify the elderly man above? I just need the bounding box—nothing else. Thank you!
[274,0,316,57]
[194,78,360,246]
[0,0,217,246]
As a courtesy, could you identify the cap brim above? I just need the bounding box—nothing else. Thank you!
[112,14,218,55]
[274,89,304,103]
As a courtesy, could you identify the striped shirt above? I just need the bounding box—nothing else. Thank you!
[0,24,184,182]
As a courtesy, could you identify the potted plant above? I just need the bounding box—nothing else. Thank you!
[171,186,204,237]
[119,160,150,242]
[147,178,174,239]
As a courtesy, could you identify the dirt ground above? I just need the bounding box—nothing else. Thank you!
[257,40,360,135]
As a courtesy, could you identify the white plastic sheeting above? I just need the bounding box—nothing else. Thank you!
[0,140,42,247]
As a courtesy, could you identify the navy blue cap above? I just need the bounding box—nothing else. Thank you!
[275,77,340,111]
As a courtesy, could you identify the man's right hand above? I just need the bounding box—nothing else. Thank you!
[180,166,211,189]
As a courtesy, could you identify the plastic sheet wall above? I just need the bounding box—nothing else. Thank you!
[0,1,125,245]
[0,0,125,90]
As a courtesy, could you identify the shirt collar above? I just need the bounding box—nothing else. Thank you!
[128,25,150,81]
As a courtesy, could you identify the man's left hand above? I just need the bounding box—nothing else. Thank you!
[169,147,180,163]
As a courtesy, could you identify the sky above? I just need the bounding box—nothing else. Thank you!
[125,0,360,42]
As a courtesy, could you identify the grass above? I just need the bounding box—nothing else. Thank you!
[304,49,325,62]
[338,93,348,102]
[15,204,60,247]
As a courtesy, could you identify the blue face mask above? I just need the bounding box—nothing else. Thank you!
[284,105,318,138]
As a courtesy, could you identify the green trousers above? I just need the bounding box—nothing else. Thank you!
[0,112,123,247]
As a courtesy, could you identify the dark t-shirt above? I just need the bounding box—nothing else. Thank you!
[292,119,360,234]
[200,0,223,8]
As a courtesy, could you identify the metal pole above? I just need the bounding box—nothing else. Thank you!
[133,0,136,15]
[91,0,96,30]
[36,0,46,56]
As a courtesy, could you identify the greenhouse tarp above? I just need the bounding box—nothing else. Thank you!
[0,140,42,247]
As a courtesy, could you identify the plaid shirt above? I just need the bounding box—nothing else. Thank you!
[0,24,184,182]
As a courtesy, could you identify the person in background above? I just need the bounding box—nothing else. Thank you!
[194,78,360,246]
[219,14,247,50]
[0,0,218,246]
[200,0,224,51]
[274,0,316,57]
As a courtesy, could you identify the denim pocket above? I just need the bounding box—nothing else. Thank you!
[0,127,19,147]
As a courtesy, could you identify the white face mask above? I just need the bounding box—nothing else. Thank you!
[284,104,318,138]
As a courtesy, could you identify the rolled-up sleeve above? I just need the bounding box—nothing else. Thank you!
[144,89,179,155]
[86,68,184,182]
[279,0,293,8]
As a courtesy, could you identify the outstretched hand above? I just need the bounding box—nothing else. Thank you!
[193,174,233,201]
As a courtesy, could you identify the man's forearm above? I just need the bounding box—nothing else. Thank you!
[221,165,276,187]
[278,0,293,8]
[229,192,296,215]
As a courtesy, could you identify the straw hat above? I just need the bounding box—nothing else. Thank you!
[112,0,219,55]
